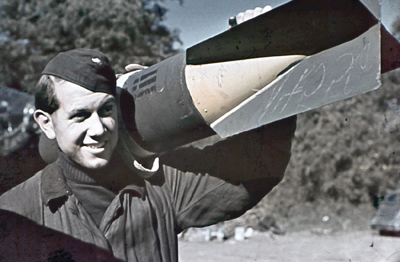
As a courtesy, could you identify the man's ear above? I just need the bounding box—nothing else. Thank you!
[34,110,56,139]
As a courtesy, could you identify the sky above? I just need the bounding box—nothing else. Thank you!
[161,0,400,50]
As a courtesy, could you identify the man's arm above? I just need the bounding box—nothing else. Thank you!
[161,115,296,186]
[159,116,296,229]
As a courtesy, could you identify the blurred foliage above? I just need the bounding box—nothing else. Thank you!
[0,0,181,92]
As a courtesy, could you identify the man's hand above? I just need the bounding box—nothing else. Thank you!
[116,64,148,87]
[229,5,272,27]
[124,64,148,72]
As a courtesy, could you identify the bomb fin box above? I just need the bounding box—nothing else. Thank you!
[210,23,382,138]
[184,0,395,138]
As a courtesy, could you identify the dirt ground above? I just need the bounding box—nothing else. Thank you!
[178,230,400,262]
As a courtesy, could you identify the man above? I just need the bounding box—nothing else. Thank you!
[0,13,296,262]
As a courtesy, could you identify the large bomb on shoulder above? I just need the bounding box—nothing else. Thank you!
[117,53,304,158]
[116,0,385,159]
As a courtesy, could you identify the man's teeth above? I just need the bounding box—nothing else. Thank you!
[87,142,105,149]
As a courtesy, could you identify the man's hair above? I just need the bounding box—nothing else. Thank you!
[34,75,63,114]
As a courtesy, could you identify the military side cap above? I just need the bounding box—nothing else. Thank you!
[42,49,116,96]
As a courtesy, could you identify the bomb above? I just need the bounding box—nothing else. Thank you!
[115,0,387,158]
[117,53,305,158]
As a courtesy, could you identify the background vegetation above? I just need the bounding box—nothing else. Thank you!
[0,0,180,91]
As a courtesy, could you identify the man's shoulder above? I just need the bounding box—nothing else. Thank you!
[0,168,44,220]
[0,169,43,199]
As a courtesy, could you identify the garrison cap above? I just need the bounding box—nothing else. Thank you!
[42,49,116,96]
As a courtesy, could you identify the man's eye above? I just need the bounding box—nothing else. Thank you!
[71,112,90,121]
[99,104,114,117]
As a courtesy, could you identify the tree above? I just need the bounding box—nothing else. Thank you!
[0,0,181,92]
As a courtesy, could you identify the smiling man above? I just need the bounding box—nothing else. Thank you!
[0,48,296,261]
[35,49,119,169]
[35,78,118,170]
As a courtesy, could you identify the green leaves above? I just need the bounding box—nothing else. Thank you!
[0,0,180,92]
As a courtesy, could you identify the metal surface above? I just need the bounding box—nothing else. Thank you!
[360,0,381,18]
[120,53,214,154]
[381,25,400,73]
[371,190,400,232]
[211,24,381,138]
[185,55,305,124]
[187,0,378,65]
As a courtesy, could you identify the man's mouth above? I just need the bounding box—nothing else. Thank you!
[85,141,106,150]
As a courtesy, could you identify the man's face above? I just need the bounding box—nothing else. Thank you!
[51,81,118,169]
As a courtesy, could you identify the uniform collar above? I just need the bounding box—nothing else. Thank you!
[40,152,147,211]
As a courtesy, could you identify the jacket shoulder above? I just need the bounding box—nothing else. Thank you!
[0,169,44,222]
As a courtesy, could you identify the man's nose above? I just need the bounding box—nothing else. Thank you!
[86,113,105,137]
